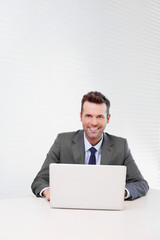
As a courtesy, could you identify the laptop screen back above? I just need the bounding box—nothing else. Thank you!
[50,164,126,210]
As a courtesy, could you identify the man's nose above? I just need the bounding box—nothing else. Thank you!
[91,117,97,125]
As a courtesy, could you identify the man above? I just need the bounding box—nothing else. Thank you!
[31,91,149,201]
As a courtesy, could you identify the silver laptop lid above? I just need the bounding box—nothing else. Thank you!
[50,164,126,210]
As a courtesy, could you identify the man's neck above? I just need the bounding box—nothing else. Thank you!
[84,133,103,146]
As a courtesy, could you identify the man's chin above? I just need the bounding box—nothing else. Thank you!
[86,132,102,140]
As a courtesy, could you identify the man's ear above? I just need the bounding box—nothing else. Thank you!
[80,112,82,122]
[107,114,111,124]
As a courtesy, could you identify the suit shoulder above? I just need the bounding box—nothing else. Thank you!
[57,130,83,141]
[104,132,127,143]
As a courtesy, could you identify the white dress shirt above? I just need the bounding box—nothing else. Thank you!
[84,134,103,165]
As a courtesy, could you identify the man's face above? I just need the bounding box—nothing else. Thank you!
[80,101,110,145]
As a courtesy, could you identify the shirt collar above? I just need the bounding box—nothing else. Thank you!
[84,133,103,153]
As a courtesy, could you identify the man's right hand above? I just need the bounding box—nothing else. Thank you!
[43,188,50,201]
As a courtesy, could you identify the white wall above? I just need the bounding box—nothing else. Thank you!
[0,0,160,198]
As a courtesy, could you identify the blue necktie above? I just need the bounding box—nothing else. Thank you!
[88,147,97,164]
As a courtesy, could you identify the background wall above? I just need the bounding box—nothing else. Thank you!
[0,0,160,198]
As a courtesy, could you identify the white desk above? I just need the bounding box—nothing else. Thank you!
[0,189,160,240]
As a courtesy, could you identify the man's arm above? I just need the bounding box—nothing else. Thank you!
[31,134,61,197]
[124,139,149,200]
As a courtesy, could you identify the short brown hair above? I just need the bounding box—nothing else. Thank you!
[81,91,110,116]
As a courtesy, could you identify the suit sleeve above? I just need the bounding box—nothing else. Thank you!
[31,134,61,197]
[124,139,149,200]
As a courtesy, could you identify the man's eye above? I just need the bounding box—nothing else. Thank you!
[97,115,103,119]
[86,115,91,118]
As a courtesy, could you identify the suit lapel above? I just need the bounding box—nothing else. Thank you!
[101,133,114,165]
[71,131,114,165]
[71,130,85,164]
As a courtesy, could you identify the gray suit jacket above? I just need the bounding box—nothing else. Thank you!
[31,130,149,200]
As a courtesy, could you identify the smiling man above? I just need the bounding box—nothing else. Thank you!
[31,91,149,201]
[80,100,110,146]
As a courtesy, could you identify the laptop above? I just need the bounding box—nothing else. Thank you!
[49,164,126,210]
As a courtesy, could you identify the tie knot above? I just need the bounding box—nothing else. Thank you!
[89,147,97,155]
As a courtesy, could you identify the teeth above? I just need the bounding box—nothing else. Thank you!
[90,128,98,130]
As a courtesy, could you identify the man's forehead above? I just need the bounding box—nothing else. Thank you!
[83,101,107,113]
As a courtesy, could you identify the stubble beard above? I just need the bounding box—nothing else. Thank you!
[85,127,104,141]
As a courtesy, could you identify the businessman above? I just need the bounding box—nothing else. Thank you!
[31,91,149,201]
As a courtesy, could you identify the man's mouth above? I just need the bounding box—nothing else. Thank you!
[88,127,99,132]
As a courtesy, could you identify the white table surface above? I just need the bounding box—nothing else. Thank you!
[0,189,160,240]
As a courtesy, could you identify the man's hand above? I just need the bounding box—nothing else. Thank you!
[124,190,127,197]
[43,188,50,201]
